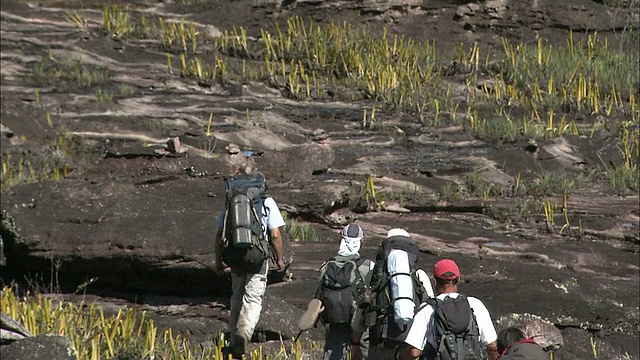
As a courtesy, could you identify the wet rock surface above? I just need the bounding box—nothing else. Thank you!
[0,0,638,358]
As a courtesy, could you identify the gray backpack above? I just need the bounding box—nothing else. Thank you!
[221,172,271,269]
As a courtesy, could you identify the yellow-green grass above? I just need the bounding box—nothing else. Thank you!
[94,83,137,105]
[1,131,93,192]
[281,211,320,242]
[30,53,111,92]
[1,286,319,360]
[94,7,639,133]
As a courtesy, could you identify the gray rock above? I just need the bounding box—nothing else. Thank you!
[495,313,564,351]
[1,334,76,360]
[0,310,33,344]
[1,123,13,138]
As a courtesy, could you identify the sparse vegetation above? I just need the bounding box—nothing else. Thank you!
[364,175,386,211]
[94,83,138,105]
[0,286,318,359]
[282,211,320,242]
[438,182,463,202]
[13,7,639,238]
[101,5,147,40]
[30,53,111,91]
[1,3,638,359]
[1,126,95,192]
[66,10,88,31]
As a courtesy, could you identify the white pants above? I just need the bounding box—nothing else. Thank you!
[229,261,268,343]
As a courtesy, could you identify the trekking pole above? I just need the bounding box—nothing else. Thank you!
[292,330,304,343]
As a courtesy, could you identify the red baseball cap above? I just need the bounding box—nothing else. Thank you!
[434,259,460,280]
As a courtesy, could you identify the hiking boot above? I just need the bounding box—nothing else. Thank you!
[231,335,247,359]
[298,299,324,331]
[222,345,234,359]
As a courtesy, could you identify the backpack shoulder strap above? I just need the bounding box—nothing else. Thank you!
[353,257,370,284]
[357,258,374,284]
[320,257,338,272]
[257,194,269,216]
[458,294,477,330]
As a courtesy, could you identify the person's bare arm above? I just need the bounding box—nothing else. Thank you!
[213,228,224,275]
[398,344,422,360]
[486,341,499,360]
[269,227,285,271]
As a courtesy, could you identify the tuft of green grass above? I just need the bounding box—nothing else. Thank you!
[94,89,114,104]
[511,172,586,198]
[608,165,639,195]
[465,169,501,199]
[31,54,111,92]
[281,211,320,242]
[438,182,463,202]
[94,83,137,105]
[1,130,97,192]
[66,10,88,31]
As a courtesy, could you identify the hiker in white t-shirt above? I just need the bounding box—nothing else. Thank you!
[398,259,499,360]
[214,175,286,359]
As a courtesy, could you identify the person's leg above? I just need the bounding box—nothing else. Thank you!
[360,327,370,359]
[235,261,269,343]
[228,266,247,344]
[323,323,350,360]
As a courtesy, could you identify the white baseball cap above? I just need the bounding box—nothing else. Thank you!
[386,228,410,238]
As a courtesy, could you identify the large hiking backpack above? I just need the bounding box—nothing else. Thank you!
[368,235,430,345]
[221,172,272,269]
[425,295,485,360]
[317,255,371,325]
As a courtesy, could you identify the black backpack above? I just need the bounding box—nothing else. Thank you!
[221,172,272,270]
[367,235,430,345]
[317,255,371,325]
[424,295,485,360]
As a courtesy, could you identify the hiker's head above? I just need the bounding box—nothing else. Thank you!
[497,327,526,353]
[386,228,410,239]
[338,223,364,256]
[433,258,460,291]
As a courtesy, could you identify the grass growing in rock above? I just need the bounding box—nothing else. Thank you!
[87,6,638,158]
[13,6,638,208]
[94,83,138,105]
[1,286,316,359]
[1,131,94,191]
[31,53,111,92]
[282,211,320,242]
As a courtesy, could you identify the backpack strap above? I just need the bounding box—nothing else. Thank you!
[412,271,429,303]
[252,195,273,257]
[354,257,368,285]
[221,203,230,247]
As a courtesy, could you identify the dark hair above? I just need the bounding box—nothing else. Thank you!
[435,277,459,287]
[497,327,526,353]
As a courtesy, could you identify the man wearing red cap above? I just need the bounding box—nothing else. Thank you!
[398,259,499,360]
